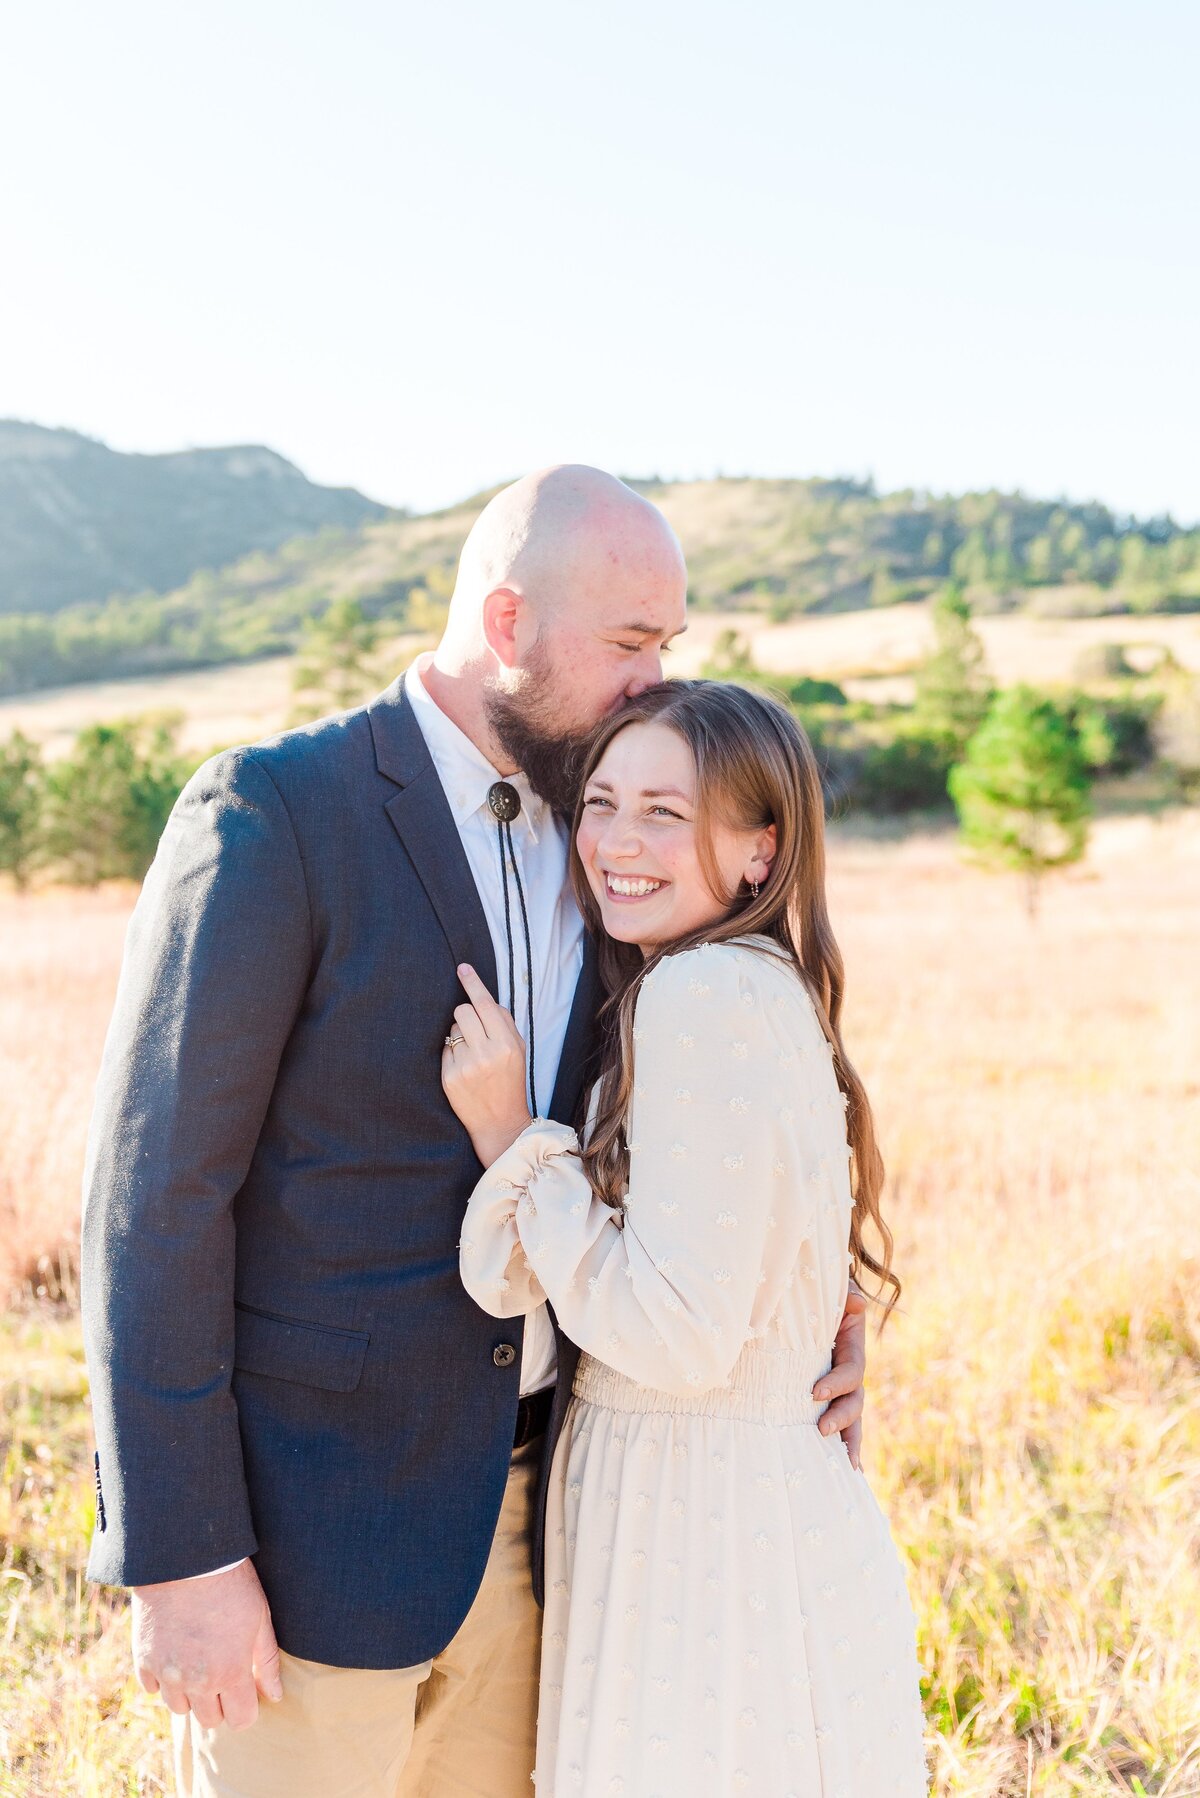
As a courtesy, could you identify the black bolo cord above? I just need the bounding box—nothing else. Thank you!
[488,781,538,1119]
[494,808,515,1015]
[506,823,537,1116]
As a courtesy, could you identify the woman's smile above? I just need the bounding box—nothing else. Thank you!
[602,870,669,902]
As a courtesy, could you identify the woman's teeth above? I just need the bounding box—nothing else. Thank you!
[606,874,664,898]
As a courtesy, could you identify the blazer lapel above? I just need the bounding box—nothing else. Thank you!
[548,932,603,1125]
[368,680,499,995]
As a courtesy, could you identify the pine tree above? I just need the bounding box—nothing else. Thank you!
[914,583,994,754]
[948,686,1090,917]
[290,599,381,724]
[0,730,45,890]
[43,717,188,885]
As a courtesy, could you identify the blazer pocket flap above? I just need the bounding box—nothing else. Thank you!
[233,1304,369,1393]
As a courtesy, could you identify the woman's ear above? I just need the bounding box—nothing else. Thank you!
[748,822,777,884]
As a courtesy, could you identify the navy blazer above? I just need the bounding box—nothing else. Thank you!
[82,678,598,1669]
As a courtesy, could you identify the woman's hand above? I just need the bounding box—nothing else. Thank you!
[441,963,533,1168]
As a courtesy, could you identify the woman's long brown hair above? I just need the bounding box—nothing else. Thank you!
[570,679,900,1318]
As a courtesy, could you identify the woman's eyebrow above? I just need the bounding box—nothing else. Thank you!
[583,779,690,802]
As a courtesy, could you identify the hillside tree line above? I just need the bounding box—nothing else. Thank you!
[2,482,1199,698]
[2,594,1197,909]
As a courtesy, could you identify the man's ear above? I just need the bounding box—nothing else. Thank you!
[481,587,523,670]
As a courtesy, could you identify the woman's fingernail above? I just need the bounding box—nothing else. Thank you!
[814,1385,830,1400]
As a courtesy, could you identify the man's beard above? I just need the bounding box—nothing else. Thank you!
[483,659,596,820]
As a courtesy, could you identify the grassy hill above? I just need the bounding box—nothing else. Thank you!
[2,468,1198,697]
[0,420,390,616]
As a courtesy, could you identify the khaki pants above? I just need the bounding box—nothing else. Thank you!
[173,1445,542,1798]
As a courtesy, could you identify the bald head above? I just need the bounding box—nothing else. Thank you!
[445,464,686,648]
[424,464,688,810]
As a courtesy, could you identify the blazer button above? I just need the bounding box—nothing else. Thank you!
[493,1343,517,1368]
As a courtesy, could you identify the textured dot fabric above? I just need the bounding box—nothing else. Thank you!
[461,937,928,1796]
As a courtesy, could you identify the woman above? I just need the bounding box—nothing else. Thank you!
[443,680,927,1796]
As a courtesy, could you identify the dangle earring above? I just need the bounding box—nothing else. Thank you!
[487,780,538,1118]
[751,879,760,898]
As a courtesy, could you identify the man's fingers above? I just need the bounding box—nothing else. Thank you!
[252,1608,284,1705]
[818,1387,864,1437]
[159,1679,194,1717]
[188,1692,224,1731]
[831,1311,867,1362]
[130,1565,277,1733]
[833,1290,868,1356]
[813,1359,862,1402]
[218,1677,261,1733]
[822,1282,868,1464]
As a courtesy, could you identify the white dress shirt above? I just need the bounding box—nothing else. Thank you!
[404,653,586,1396]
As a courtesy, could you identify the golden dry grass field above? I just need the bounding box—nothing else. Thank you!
[1,811,1198,1795]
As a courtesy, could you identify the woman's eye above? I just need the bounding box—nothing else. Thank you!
[648,806,681,819]
[584,794,612,809]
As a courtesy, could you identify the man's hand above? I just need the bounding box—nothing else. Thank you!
[132,1559,283,1731]
[814,1284,867,1470]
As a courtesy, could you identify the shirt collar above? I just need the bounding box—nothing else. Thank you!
[404,654,547,844]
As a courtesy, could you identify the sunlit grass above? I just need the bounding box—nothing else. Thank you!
[835,812,1200,1794]
[0,1313,172,1796]
[1,810,1198,1794]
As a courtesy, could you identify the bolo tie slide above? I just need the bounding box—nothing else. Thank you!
[487,780,537,1119]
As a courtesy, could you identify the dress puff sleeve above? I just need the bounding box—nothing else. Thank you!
[459,942,789,1394]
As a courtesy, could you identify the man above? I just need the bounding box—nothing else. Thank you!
[83,465,867,1797]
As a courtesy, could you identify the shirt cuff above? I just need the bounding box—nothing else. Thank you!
[183,1558,248,1579]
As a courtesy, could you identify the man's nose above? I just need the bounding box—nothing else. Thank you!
[624,649,663,697]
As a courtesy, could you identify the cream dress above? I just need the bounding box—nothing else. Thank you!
[460,937,927,1797]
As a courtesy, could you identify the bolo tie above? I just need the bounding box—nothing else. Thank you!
[487,780,538,1119]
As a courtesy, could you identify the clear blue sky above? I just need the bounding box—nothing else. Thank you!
[3,0,1197,520]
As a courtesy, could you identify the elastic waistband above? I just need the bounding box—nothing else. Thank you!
[572,1344,831,1427]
